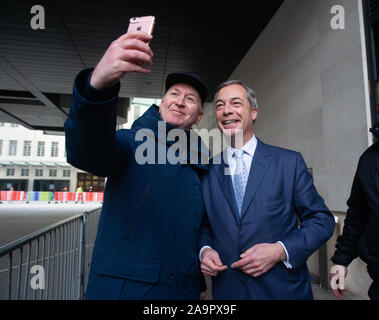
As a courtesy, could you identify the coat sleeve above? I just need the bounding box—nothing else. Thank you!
[64,68,131,177]
[331,161,370,267]
[281,152,336,268]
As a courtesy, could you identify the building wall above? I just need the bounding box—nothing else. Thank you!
[199,0,372,298]
[0,122,80,192]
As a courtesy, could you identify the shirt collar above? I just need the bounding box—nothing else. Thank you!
[227,135,257,160]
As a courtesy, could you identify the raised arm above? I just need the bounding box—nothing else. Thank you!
[64,32,154,177]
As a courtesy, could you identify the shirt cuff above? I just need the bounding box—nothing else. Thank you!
[277,241,292,269]
[199,246,212,262]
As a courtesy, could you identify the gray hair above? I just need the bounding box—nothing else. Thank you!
[214,80,258,109]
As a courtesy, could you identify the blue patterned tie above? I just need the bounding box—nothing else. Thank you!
[233,149,248,216]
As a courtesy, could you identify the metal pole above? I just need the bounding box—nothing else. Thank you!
[7,252,12,300]
[16,247,23,300]
[77,211,87,300]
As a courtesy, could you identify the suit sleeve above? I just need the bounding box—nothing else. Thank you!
[281,152,336,268]
[64,68,131,177]
[198,211,214,254]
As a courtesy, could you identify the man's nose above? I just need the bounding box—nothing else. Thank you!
[223,102,233,115]
[175,95,186,107]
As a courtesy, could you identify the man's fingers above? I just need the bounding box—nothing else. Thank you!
[128,63,152,74]
[116,60,151,74]
[332,288,346,299]
[211,254,226,268]
[201,257,227,277]
[231,257,251,269]
[119,31,153,43]
[200,249,227,277]
[200,264,218,276]
[240,246,256,258]
[119,49,153,66]
[116,38,154,58]
[206,261,227,272]
[201,269,217,277]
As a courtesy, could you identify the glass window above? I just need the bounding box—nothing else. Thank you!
[6,168,15,176]
[50,142,58,157]
[8,140,17,156]
[49,169,57,177]
[23,141,31,156]
[21,168,29,176]
[37,141,45,157]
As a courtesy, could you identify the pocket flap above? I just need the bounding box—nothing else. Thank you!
[95,257,160,284]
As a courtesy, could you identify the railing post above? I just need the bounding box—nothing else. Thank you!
[77,211,87,300]
[8,252,12,300]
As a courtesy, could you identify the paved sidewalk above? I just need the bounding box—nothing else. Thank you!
[203,276,367,300]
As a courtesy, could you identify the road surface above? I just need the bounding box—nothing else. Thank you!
[0,202,101,247]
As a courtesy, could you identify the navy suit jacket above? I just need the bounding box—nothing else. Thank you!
[199,138,335,299]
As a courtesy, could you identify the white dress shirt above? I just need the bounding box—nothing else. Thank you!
[200,135,292,269]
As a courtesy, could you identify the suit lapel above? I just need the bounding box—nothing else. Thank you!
[213,152,240,225]
[241,139,272,218]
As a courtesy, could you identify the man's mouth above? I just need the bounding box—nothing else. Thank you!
[223,120,239,125]
[221,119,240,131]
[171,110,185,116]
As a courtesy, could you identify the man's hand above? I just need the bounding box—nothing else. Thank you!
[90,31,154,89]
[231,243,286,278]
[200,291,207,300]
[200,248,228,277]
[330,264,348,298]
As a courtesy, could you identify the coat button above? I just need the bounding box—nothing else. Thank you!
[240,280,246,286]
[169,274,175,280]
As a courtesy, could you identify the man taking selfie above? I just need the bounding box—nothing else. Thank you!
[65,29,208,300]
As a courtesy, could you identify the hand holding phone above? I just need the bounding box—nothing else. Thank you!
[90,16,155,89]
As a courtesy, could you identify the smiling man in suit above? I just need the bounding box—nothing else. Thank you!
[199,80,335,300]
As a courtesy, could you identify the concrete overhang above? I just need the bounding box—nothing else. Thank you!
[0,0,283,132]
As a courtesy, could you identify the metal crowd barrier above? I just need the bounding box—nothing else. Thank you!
[0,207,101,300]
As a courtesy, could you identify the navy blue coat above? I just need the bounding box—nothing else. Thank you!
[199,139,335,299]
[64,69,208,299]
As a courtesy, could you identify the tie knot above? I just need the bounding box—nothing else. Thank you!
[234,149,243,159]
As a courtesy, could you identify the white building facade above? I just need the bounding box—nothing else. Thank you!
[0,122,80,192]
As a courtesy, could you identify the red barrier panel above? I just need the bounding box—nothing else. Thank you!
[0,191,26,201]
[0,191,9,201]
[54,192,62,202]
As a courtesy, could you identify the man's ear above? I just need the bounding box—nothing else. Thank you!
[251,107,258,123]
[158,99,164,115]
[194,111,204,125]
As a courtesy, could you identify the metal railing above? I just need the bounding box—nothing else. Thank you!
[0,207,101,300]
